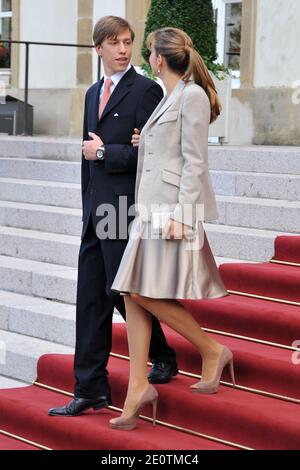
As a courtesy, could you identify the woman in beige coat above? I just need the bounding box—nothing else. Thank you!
[110,27,235,431]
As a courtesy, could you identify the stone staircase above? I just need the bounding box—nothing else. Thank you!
[0,137,299,387]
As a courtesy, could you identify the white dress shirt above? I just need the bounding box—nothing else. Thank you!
[100,64,132,101]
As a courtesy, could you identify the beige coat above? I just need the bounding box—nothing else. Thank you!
[135,78,218,227]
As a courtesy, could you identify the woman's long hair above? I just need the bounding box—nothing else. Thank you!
[147,27,221,123]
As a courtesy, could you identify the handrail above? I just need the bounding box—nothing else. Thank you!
[0,39,101,135]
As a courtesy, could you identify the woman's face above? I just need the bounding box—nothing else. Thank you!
[149,45,161,75]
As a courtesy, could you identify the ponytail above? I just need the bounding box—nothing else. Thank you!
[148,27,221,124]
[183,48,221,123]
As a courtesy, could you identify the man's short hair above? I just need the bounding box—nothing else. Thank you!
[93,16,135,47]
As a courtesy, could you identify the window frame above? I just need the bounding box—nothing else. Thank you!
[0,0,12,71]
[212,0,242,88]
[0,0,12,19]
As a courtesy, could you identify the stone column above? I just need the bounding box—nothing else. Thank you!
[70,0,94,136]
[239,0,257,88]
[76,0,93,86]
[126,0,151,66]
[11,0,20,89]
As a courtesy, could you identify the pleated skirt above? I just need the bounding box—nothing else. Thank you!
[111,217,228,300]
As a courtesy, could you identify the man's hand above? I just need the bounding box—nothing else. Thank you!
[82,132,103,160]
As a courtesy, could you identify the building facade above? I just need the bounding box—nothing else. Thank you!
[0,0,299,145]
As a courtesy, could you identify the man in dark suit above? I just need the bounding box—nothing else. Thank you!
[48,16,178,417]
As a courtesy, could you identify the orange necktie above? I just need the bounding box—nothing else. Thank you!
[99,78,113,119]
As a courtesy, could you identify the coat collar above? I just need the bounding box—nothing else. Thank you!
[143,79,188,132]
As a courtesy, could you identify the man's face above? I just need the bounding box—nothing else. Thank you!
[96,29,133,76]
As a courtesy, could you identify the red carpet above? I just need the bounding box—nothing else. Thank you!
[111,325,300,400]
[0,385,234,450]
[0,235,300,450]
[273,235,300,264]
[35,325,300,401]
[0,433,40,450]
[32,352,300,450]
[219,262,300,303]
[181,294,300,346]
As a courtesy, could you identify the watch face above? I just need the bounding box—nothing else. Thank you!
[96,149,104,160]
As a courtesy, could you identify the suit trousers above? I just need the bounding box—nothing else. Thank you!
[74,215,176,398]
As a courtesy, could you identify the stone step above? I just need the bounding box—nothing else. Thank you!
[1,146,300,186]
[205,224,286,261]
[0,252,252,309]
[215,196,300,233]
[0,255,77,304]
[211,171,300,201]
[1,195,298,237]
[0,201,82,236]
[0,375,29,388]
[0,205,277,266]
[0,290,76,347]
[208,146,300,174]
[1,138,300,174]
[215,256,256,265]
[0,225,80,268]
[0,290,125,348]
[1,172,299,209]
[0,177,81,209]
[0,328,73,383]
[0,223,266,271]
[0,158,80,183]
[0,136,81,161]
[0,203,294,263]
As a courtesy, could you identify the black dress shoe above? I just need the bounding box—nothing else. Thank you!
[148,361,179,384]
[48,396,112,417]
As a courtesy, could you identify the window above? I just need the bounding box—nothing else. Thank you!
[212,0,242,88]
[0,0,12,69]
[224,1,242,71]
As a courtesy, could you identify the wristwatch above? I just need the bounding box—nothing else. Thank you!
[96,145,105,160]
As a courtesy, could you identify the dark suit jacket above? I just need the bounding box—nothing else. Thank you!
[81,66,164,240]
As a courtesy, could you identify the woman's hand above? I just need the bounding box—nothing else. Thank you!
[131,128,141,147]
[162,219,189,240]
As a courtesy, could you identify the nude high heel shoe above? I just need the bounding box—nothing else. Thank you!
[109,384,158,431]
[191,346,236,394]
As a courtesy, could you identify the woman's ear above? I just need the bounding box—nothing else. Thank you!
[157,54,163,68]
[157,54,164,74]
